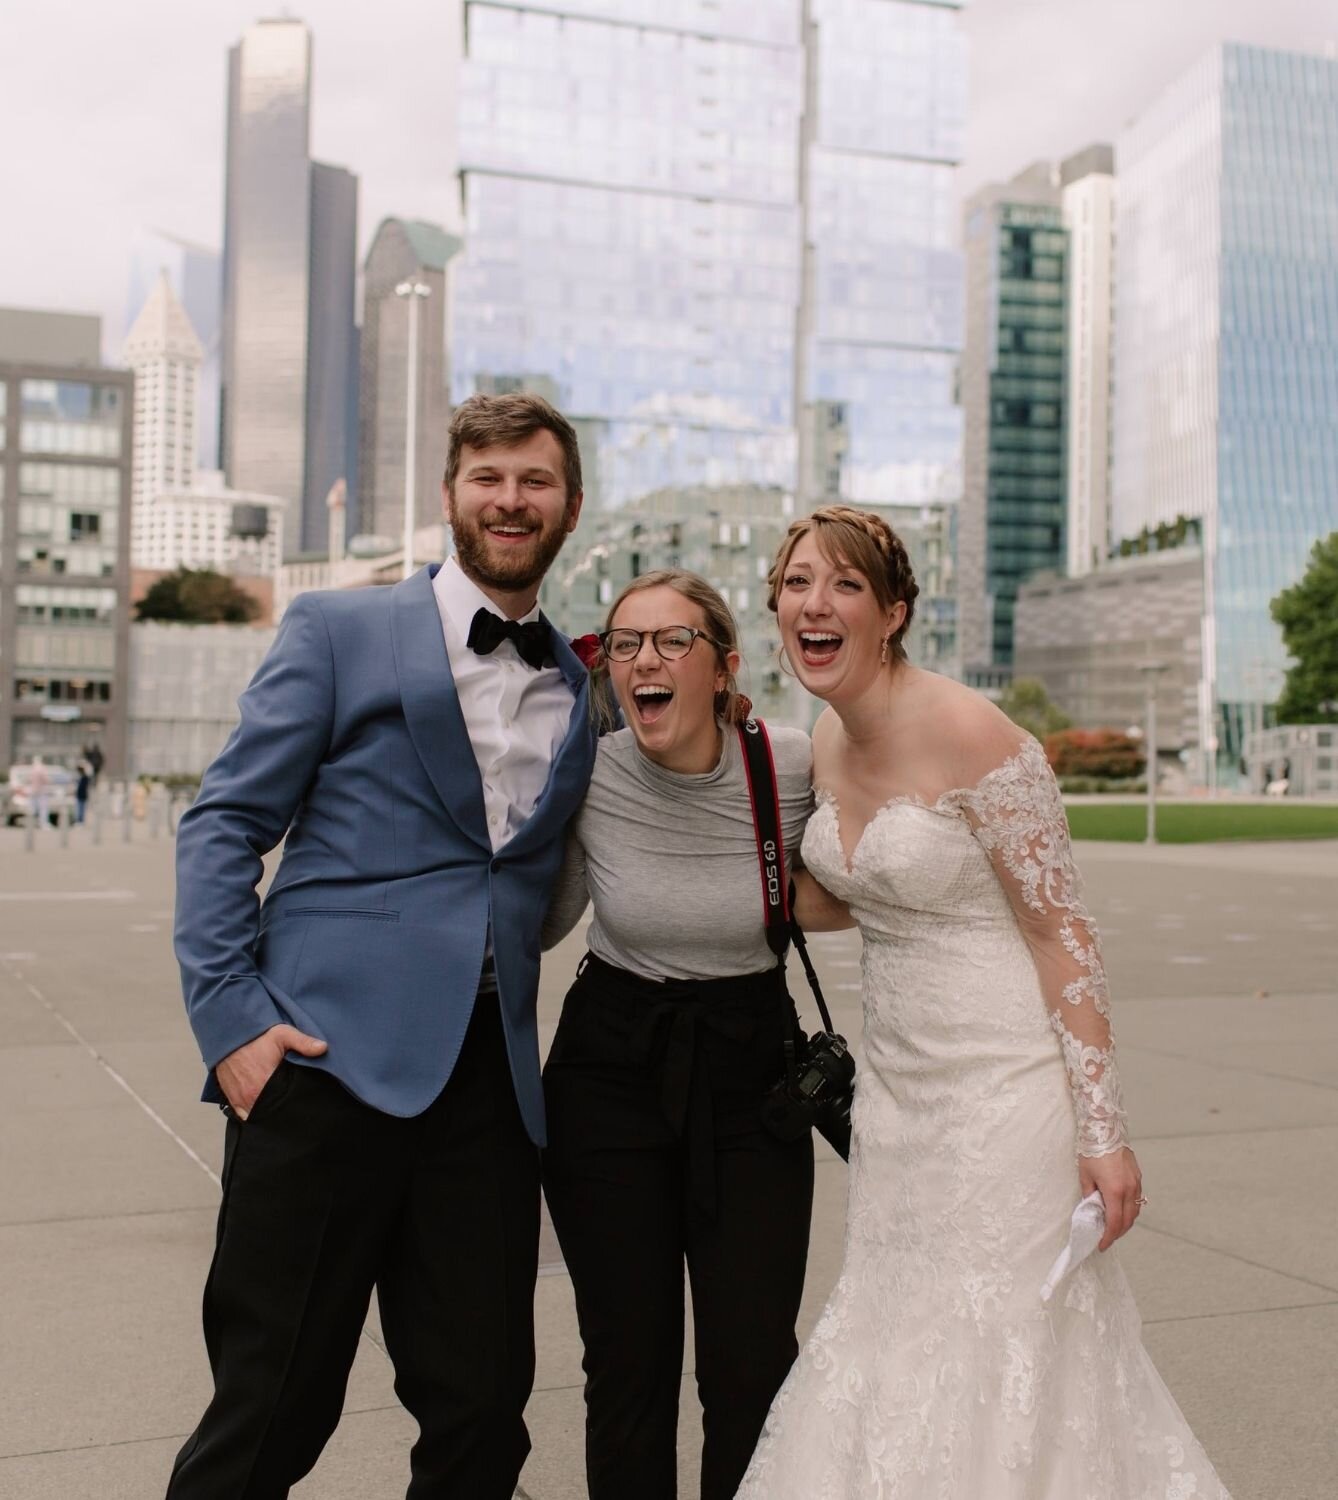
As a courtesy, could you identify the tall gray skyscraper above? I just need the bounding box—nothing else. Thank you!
[221,19,358,558]
[305,163,360,551]
[358,218,460,545]
[453,1,965,516]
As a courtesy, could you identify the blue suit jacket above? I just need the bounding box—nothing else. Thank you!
[173,564,597,1144]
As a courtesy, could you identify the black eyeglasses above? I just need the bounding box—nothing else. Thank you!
[598,626,724,662]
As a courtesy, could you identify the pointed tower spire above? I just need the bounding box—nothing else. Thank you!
[124,270,204,522]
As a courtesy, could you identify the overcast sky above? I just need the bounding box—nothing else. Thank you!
[1,0,1334,354]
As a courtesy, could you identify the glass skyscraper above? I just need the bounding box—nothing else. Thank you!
[222,20,312,548]
[958,164,1067,681]
[1112,43,1338,765]
[453,0,965,522]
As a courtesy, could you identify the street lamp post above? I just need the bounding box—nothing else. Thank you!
[395,279,431,581]
[1139,662,1169,844]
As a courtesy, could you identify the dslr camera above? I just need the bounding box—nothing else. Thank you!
[761,1029,855,1160]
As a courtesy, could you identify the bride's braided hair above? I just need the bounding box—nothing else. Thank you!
[767,505,919,662]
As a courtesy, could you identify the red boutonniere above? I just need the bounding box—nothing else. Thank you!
[569,633,604,670]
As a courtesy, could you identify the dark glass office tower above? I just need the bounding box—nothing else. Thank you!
[959,165,1068,682]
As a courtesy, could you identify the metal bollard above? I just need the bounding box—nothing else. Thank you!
[92,795,103,846]
[122,782,133,844]
[24,806,35,853]
[59,801,70,849]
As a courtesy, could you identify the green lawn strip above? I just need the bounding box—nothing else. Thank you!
[1065,802,1338,844]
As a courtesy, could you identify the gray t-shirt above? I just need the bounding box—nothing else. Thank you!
[543,725,813,981]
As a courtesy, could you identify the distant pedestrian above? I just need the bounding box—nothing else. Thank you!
[86,741,104,786]
[28,756,50,828]
[75,762,91,825]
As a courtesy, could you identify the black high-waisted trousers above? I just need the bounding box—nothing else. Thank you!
[543,953,815,1500]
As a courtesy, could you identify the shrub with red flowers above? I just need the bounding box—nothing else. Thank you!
[1043,728,1146,781]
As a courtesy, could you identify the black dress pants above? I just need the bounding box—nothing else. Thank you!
[166,994,539,1500]
[543,956,814,1500]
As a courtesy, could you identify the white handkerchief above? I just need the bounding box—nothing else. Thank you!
[1040,1191,1106,1303]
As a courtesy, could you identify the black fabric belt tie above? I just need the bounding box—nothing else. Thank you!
[633,988,761,1224]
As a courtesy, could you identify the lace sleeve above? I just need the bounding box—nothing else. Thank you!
[956,737,1130,1159]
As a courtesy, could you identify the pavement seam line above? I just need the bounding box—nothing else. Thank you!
[1142,1298,1338,1327]
[1139,1223,1338,1297]
[1136,1122,1338,1143]
[4,962,221,1188]
[1119,1039,1338,1095]
[3,961,398,1374]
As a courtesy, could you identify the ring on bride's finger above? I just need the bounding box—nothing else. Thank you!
[1134,1195,1149,1206]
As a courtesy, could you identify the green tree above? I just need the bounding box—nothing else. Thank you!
[998,677,1071,741]
[134,568,260,625]
[1271,531,1338,723]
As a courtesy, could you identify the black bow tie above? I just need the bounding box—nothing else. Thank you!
[467,607,552,671]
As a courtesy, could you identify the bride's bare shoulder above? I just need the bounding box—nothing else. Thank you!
[911,672,1030,782]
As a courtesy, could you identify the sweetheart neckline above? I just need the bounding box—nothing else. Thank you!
[813,789,970,875]
[811,740,1043,874]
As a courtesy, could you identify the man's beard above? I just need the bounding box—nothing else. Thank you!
[447,500,574,594]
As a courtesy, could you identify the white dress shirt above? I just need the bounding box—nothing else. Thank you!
[433,557,575,852]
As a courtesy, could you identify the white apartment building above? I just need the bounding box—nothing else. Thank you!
[134,471,284,578]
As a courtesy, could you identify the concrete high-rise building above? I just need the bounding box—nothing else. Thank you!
[453,1,966,713]
[0,311,133,772]
[221,19,358,559]
[0,308,100,367]
[1060,144,1115,580]
[126,230,222,469]
[123,272,203,515]
[958,163,1067,685]
[358,218,460,545]
[132,471,284,580]
[1111,43,1338,769]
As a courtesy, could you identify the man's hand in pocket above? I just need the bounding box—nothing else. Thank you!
[216,1024,327,1120]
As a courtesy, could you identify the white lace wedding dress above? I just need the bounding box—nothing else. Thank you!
[737,737,1230,1500]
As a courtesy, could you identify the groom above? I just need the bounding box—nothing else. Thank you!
[167,393,595,1498]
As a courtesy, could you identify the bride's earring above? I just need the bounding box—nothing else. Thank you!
[880,635,891,666]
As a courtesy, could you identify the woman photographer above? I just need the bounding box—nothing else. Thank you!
[541,568,840,1500]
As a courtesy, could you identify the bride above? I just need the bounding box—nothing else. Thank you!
[736,505,1230,1499]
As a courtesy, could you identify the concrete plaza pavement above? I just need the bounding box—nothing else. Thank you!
[1,822,1336,1498]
